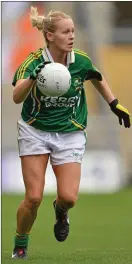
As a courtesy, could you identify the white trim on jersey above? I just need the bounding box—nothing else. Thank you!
[42,47,75,67]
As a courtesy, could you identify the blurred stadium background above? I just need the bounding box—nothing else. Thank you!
[2,1,132,263]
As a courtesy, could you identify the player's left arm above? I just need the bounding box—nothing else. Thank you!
[91,76,131,128]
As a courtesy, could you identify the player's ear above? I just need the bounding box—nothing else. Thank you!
[46,32,54,42]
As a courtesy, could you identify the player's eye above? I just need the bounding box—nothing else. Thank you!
[63,30,70,34]
[62,28,75,34]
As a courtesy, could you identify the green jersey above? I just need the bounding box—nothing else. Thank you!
[12,47,102,132]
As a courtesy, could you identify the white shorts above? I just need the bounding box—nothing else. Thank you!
[17,119,86,165]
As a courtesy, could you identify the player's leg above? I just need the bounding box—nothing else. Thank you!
[50,130,86,242]
[52,162,81,242]
[12,154,49,258]
[53,162,81,208]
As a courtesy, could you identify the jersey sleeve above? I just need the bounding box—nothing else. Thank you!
[85,57,102,81]
[12,53,34,86]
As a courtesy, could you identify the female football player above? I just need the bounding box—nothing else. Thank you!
[12,6,131,258]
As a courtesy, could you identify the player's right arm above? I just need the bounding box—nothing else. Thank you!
[13,78,35,104]
[12,52,45,104]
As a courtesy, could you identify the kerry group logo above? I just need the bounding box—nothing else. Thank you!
[40,95,79,108]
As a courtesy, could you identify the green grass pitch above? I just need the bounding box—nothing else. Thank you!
[2,188,132,264]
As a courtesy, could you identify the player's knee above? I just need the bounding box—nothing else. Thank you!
[58,193,78,208]
[25,194,43,210]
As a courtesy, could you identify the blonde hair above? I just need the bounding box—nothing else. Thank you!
[30,6,71,44]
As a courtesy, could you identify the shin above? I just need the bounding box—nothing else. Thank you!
[16,195,43,234]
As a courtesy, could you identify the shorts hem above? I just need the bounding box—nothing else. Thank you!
[19,151,50,157]
[51,159,82,166]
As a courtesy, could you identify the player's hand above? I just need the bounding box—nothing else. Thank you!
[109,99,131,128]
[30,62,51,80]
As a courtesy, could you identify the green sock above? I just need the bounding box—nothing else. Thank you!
[14,232,29,249]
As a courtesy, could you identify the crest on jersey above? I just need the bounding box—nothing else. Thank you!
[73,77,83,91]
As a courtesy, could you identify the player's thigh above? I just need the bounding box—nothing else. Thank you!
[21,154,49,198]
[52,162,81,200]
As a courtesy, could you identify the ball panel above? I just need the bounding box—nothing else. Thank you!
[36,62,71,97]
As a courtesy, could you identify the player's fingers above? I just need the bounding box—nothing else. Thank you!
[119,117,122,126]
[124,116,131,128]
[36,68,41,73]
[44,61,51,65]
[38,63,45,69]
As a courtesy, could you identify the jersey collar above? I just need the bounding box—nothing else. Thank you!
[42,47,75,67]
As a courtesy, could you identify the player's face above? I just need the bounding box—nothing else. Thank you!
[52,18,75,52]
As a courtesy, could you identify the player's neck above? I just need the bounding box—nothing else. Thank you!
[48,46,67,66]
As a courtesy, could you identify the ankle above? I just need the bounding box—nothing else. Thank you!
[14,231,29,249]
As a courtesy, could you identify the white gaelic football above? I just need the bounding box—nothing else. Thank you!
[36,62,71,97]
